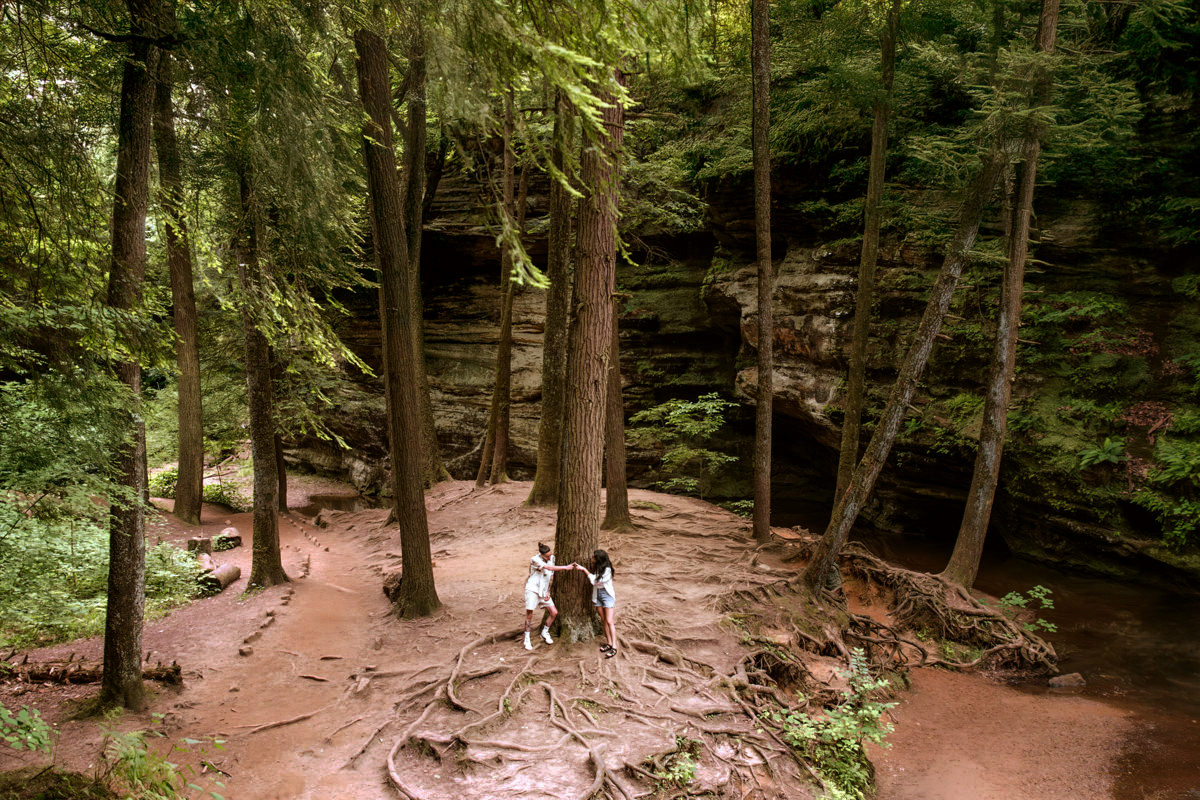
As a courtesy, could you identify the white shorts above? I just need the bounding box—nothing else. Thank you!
[525,590,555,612]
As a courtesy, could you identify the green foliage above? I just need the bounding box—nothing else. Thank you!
[772,649,895,800]
[212,532,240,552]
[1078,438,1127,469]
[995,585,1058,634]
[202,482,251,513]
[1134,438,1200,548]
[0,500,202,649]
[148,468,179,499]
[650,735,701,789]
[629,392,739,498]
[100,716,226,800]
[0,705,53,753]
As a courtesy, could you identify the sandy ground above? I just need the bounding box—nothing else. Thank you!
[872,667,1129,800]
[1,477,1137,799]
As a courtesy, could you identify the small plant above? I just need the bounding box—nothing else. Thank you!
[99,715,227,800]
[773,649,895,800]
[997,585,1057,634]
[650,735,701,789]
[1078,437,1126,469]
[1,704,53,752]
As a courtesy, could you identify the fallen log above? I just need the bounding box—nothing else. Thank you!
[5,661,182,685]
[199,563,241,594]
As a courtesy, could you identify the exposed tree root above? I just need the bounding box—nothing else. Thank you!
[839,543,1057,672]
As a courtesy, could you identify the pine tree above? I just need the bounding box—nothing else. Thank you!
[355,26,440,617]
[553,78,622,640]
[101,0,161,711]
[153,48,203,527]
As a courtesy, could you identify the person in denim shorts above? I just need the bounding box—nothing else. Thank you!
[576,549,617,657]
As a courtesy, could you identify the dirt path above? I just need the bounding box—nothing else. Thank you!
[2,478,1138,799]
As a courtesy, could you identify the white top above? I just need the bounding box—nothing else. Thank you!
[525,554,554,596]
[584,566,614,603]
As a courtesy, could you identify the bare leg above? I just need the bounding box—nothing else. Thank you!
[545,606,558,627]
[603,607,616,650]
[524,610,533,633]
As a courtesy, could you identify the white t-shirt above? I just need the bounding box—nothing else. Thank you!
[585,566,614,603]
[525,554,554,596]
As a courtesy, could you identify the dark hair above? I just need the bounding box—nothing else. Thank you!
[538,542,551,555]
[591,549,614,577]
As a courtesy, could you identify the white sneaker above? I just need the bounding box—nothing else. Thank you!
[541,628,553,644]
[523,633,533,651]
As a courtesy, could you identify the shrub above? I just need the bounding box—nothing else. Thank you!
[773,649,895,800]
[148,467,179,499]
[202,482,250,512]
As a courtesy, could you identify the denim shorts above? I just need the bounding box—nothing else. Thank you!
[594,588,615,608]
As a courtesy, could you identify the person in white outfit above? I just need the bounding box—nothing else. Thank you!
[523,542,574,650]
[575,549,617,658]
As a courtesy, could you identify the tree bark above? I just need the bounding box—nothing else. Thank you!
[237,169,288,589]
[527,90,575,507]
[152,52,203,527]
[101,0,159,711]
[602,300,632,529]
[553,79,622,640]
[943,0,1060,588]
[401,34,449,488]
[355,28,440,617]
[478,89,518,486]
[801,150,1007,594]
[751,0,774,543]
[274,432,288,512]
[835,0,901,504]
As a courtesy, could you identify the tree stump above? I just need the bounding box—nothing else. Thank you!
[187,537,212,555]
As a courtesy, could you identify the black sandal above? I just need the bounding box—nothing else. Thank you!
[601,644,616,658]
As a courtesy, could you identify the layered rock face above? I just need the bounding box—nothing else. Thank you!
[290,172,1200,588]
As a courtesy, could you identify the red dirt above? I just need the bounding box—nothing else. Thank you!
[1,477,1135,799]
[872,667,1129,800]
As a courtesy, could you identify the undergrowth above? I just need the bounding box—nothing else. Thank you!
[773,649,895,800]
[0,499,203,649]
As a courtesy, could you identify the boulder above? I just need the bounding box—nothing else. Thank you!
[1049,672,1086,688]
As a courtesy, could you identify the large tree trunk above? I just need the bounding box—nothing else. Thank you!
[834,0,900,505]
[401,35,449,488]
[478,89,517,486]
[237,169,288,589]
[101,1,159,711]
[751,0,774,543]
[152,52,203,527]
[943,0,1060,588]
[801,151,1007,594]
[527,90,575,507]
[552,79,622,641]
[602,301,632,530]
[355,28,440,617]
